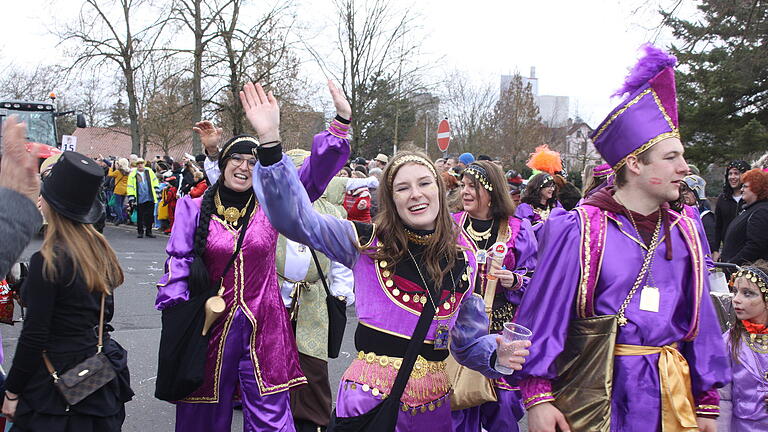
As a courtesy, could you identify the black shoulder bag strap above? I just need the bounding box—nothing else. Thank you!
[329,292,438,432]
[309,247,347,359]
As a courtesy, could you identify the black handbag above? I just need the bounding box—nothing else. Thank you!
[155,204,253,401]
[42,293,117,406]
[309,248,347,359]
[328,296,437,432]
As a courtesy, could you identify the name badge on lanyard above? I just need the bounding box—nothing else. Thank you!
[639,286,660,312]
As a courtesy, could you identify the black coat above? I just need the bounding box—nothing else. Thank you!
[714,193,745,252]
[720,200,768,265]
[5,252,133,430]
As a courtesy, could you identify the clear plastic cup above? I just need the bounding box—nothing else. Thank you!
[494,322,533,375]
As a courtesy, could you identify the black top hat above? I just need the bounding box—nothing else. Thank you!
[41,151,105,224]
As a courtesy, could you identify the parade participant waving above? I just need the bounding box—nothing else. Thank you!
[253,111,530,429]
[516,44,729,432]
[154,81,351,432]
[719,261,768,431]
[451,160,537,432]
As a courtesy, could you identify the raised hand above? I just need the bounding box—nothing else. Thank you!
[0,117,41,203]
[328,80,351,120]
[193,121,223,154]
[239,82,280,144]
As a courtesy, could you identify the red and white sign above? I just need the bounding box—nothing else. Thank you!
[491,242,508,258]
[436,119,451,152]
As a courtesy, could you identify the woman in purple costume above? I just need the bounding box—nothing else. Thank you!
[719,262,768,431]
[251,125,531,430]
[514,173,561,233]
[450,161,538,432]
[155,82,351,432]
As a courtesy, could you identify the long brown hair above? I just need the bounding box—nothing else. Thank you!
[461,160,517,221]
[729,259,768,361]
[40,204,124,294]
[370,151,460,286]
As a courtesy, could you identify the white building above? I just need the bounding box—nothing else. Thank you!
[501,67,570,127]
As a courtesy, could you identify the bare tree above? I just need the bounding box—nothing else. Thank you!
[440,70,496,155]
[170,0,233,153]
[57,0,170,154]
[0,65,63,101]
[315,0,429,154]
[208,0,299,136]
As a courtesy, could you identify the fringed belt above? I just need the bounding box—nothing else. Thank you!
[614,343,697,432]
[341,351,450,409]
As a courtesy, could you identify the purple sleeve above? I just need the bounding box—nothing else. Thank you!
[515,209,582,402]
[505,218,538,304]
[687,206,715,270]
[450,294,504,380]
[680,278,730,411]
[514,203,533,222]
[254,154,360,269]
[155,197,200,310]
[298,130,351,202]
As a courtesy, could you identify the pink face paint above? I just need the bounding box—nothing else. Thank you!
[649,177,663,185]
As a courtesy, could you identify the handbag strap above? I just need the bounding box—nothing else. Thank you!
[309,248,332,298]
[387,295,439,403]
[43,292,107,378]
[481,218,510,317]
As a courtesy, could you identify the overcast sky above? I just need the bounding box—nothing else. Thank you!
[0,0,699,126]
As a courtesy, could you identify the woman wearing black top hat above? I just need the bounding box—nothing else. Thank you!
[1,151,133,431]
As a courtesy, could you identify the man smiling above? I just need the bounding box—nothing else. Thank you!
[516,45,730,432]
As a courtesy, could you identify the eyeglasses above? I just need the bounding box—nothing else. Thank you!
[228,154,257,169]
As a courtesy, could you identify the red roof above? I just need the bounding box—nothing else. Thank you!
[72,127,195,161]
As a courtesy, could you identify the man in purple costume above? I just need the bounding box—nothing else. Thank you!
[517,44,729,432]
[155,81,352,432]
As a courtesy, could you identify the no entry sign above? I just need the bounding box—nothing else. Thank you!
[437,119,450,152]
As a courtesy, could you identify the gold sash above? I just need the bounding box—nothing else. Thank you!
[614,344,697,432]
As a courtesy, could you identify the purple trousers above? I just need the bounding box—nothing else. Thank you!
[335,380,452,431]
[175,309,295,432]
[451,389,524,432]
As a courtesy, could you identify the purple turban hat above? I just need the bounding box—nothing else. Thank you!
[590,44,679,170]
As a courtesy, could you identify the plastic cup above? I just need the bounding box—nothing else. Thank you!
[494,322,533,375]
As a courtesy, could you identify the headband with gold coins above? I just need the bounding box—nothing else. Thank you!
[730,266,768,303]
[387,155,437,185]
[463,163,493,192]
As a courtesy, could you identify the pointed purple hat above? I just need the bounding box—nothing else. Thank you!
[590,44,679,170]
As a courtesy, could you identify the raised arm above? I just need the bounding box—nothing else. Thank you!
[240,80,351,202]
[254,153,359,269]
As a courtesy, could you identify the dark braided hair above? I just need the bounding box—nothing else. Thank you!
[187,180,220,297]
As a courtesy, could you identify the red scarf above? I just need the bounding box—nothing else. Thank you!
[742,320,768,334]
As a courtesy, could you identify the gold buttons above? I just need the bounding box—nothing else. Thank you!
[383,270,391,278]
[420,296,427,305]
[403,294,410,302]
[372,388,380,397]
[413,294,420,303]
[385,280,394,287]
[362,384,370,392]
[392,288,400,296]
[379,260,388,268]
[443,302,450,310]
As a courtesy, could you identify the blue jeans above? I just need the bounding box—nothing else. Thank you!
[112,193,126,223]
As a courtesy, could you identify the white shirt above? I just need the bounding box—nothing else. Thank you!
[280,238,355,308]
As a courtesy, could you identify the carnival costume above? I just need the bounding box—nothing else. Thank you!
[155,119,350,432]
[719,267,768,431]
[515,44,729,431]
[450,168,538,432]
[254,151,506,431]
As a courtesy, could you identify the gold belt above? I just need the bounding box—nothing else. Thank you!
[355,351,446,379]
[342,351,450,408]
[614,343,697,432]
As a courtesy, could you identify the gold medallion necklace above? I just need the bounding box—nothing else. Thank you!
[215,191,253,227]
[466,218,494,242]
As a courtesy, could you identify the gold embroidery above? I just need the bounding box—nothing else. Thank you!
[592,89,652,143]
[612,131,680,172]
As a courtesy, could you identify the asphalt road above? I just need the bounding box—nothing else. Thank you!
[3,225,526,431]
